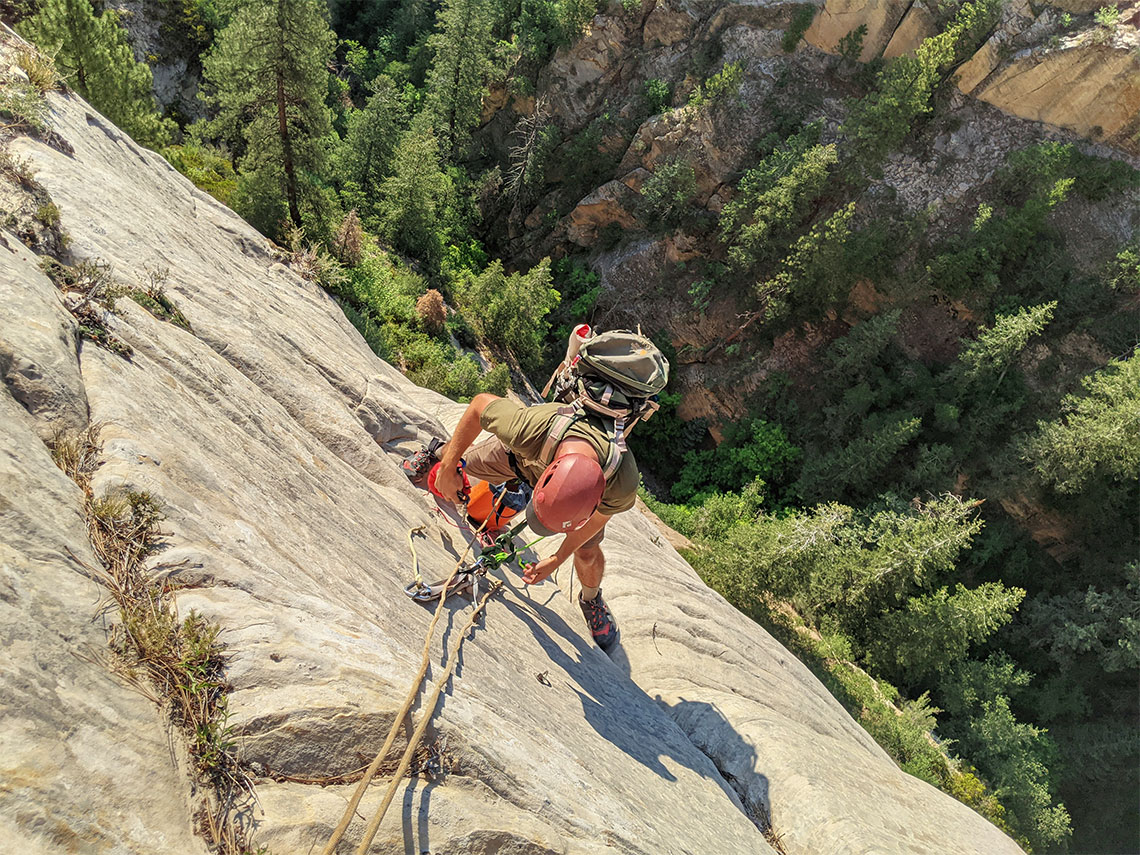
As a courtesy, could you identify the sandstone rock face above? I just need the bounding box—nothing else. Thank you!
[0,238,88,438]
[0,246,206,855]
[882,1,938,58]
[544,15,637,130]
[804,0,911,61]
[2,87,1027,855]
[969,46,1140,147]
[566,179,642,245]
[644,0,698,47]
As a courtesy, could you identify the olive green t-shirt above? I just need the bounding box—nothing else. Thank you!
[479,399,639,515]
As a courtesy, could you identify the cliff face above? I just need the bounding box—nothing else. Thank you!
[479,0,1139,426]
[0,50,1029,855]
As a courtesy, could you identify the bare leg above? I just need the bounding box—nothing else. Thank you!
[573,544,605,600]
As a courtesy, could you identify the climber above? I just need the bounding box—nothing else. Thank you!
[402,328,669,653]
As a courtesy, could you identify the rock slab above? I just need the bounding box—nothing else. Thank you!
[1,76,1027,855]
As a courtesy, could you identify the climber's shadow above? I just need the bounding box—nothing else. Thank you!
[661,696,775,836]
[492,591,756,814]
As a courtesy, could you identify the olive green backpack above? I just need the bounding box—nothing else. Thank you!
[540,329,670,478]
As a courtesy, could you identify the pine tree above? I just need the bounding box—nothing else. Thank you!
[334,76,407,225]
[376,119,456,265]
[20,0,173,148]
[868,582,1027,683]
[719,122,837,273]
[201,0,336,236]
[955,302,1056,388]
[793,415,922,502]
[1022,349,1140,495]
[425,0,498,156]
[839,0,1000,177]
[757,201,855,320]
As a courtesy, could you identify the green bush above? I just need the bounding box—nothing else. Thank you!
[1106,242,1140,293]
[643,78,672,115]
[162,142,238,206]
[638,159,697,230]
[672,418,801,504]
[451,258,560,369]
[997,142,1139,203]
[687,62,743,110]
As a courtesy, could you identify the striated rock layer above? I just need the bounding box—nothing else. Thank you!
[0,86,1026,853]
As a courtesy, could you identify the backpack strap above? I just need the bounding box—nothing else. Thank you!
[541,405,623,481]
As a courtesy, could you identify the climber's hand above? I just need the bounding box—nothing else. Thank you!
[432,461,468,505]
[522,554,562,585]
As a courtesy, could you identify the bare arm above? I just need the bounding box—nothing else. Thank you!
[522,511,609,585]
[434,393,500,501]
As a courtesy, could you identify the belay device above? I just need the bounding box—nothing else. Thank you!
[403,515,533,603]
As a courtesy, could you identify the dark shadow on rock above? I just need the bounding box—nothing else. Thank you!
[661,696,776,839]
[399,775,437,855]
[491,590,752,812]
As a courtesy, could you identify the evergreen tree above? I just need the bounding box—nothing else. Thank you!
[201,0,336,236]
[719,122,837,273]
[825,309,903,380]
[1021,349,1140,496]
[793,416,922,503]
[452,258,560,368]
[926,179,1074,297]
[20,0,174,148]
[954,302,1056,389]
[425,0,498,156]
[938,655,1073,851]
[376,119,456,265]
[758,202,855,320]
[868,582,1026,683]
[839,0,1000,177]
[334,76,407,224]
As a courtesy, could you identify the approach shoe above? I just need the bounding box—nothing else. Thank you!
[579,589,619,652]
[402,437,444,484]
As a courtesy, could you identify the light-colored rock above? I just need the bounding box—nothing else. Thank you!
[644,1,698,46]
[3,76,1028,855]
[970,46,1140,145]
[620,166,653,192]
[566,179,641,245]
[0,338,206,852]
[544,15,636,129]
[0,235,88,437]
[882,1,938,58]
[804,0,912,61]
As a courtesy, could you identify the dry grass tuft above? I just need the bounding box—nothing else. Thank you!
[332,210,363,266]
[285,225,346,290]
[14,45,60,93]
[48,426,265,854]
[49,423,101,489]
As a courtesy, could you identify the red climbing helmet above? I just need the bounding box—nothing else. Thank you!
[525,452,606,536]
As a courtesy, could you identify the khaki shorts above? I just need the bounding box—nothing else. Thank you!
[463,436,607,548]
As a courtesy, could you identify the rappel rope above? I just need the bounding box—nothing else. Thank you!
[353,579,501,855]
[321,488,514,855]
